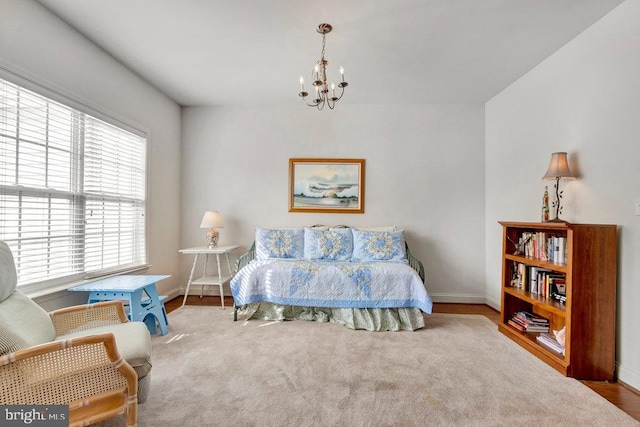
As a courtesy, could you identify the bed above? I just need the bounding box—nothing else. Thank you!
[230,226,432,331]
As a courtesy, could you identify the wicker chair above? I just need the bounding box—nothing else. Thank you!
[1,333,138,426]
[0,241,152,426]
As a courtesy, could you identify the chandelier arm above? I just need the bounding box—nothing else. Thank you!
[334,85,347,101]
[299,92,322,107]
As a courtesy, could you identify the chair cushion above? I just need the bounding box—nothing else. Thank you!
[0,327,28,355]
[0,292,56,355]
[56,321,152,377]
[0,241,18,303]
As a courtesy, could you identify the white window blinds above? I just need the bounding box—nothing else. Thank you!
[0,77,146,291]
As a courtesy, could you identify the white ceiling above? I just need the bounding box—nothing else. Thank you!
[36,0,624,107]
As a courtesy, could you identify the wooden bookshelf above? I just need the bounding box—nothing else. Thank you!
[498,221,617,380]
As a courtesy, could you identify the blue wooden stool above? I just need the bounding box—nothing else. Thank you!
[69,275,171,336]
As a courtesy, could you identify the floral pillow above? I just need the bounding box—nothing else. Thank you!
[351,229,407,262]
[303,228,353,261]
[255,228,304,260]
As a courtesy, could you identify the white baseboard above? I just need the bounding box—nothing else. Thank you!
[167,284,231,298]
[484,295,501,311]
[429,293,486,304]
[617,363,640,393]
[164,287,183,300]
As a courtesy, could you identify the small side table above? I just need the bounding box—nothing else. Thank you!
[179,245,239,309]
[68,274,171,335]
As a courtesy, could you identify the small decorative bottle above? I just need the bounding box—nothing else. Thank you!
[542,186,550,222]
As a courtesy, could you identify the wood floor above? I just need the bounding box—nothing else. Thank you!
[165,297,640,422]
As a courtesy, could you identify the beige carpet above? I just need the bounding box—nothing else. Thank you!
[134,307,639,426]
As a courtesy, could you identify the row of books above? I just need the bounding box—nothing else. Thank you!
[511,263,566,301]
[518,232,568,264]
[507,311,550,333]
[536,332,565,355]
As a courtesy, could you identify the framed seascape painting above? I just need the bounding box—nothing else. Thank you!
[289,158,365,213]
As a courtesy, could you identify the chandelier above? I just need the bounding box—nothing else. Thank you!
[298,23,348,110]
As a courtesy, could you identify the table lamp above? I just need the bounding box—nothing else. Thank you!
[542,152,575,222]
[200,211,224,248]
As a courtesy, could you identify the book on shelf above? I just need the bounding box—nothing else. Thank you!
[518,232,567,264]
[509,261,566,297]
[550,292,567,304]
[529,267,554,295]
[536,332,565,355]
[508,311,550,333]
[542,271,564,298]
[518,267,565,298]
[508,318,526,332]
[549,277,566,296]
[529,266,539,293]
[548,235,567,264]
[514,310,549,325]
[508,319,549,333]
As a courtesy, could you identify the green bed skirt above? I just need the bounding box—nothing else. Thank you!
[237,303,426,331]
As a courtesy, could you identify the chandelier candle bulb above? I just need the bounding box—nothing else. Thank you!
[299,76,304,91]
[340,66,345,82]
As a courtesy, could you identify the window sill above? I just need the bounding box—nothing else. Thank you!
[23,264,152,302]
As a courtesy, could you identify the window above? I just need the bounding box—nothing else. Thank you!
[0,77,146,292]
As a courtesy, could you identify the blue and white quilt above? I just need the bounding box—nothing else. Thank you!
[231,259,433,313]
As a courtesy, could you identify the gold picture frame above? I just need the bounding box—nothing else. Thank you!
[288,158,365,214]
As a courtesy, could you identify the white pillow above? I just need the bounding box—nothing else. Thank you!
[255,228,304,259]
[351,229,407,262]
[303,227,353,261]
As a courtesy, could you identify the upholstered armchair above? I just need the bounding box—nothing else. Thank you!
[0,241,153,425]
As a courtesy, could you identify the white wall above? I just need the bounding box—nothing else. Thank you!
[486,0,640,389]
[180,104,486,303]
[0,0,182,309]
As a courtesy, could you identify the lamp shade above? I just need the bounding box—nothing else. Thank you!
[542,152,574,180]
[200,211,224,229]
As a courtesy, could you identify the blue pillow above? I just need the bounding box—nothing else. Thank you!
[255,228,304,260]
[303,228,353,261]
[352,229,407,262]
